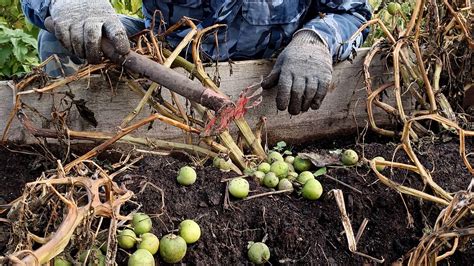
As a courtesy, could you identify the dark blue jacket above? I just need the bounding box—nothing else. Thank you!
[22,0,371,62]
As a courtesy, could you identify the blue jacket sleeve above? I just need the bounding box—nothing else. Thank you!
[21,0,52,30]
[303,0,372,62]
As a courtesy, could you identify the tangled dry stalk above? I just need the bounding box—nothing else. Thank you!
[1,158,135,265]
[2,15,266,174]
[0,1,472,264]
[354,0,472,264]
[0,14,270,265]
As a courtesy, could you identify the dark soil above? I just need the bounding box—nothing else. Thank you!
[1,137,473,265]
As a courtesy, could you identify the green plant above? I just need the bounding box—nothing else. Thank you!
[364,0,415,46]
[0,22,39,78]
[0,0,38,36]
[110,0,143,18]
[0,0,40,78]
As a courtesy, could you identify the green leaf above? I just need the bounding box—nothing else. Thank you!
[11,37,27,61]
[0,0,12,7]
[0,45,12,65]
[12,61,19,74]
[313,167,327,177]
[276,141,287,148]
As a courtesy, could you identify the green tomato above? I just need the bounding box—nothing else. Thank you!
[267,151,284,163]
[263,172,279,188]
[177,166,197,186]
[270,161,289,179]
[243,167,256,176]
[128,249,155,266]
[213,157,223,168]
[253,171,265,184]
[219,159,233,172]
[387,2,401,15]
[78,248,105,266]
[179,219,201,244]
[118,229,137,249]
[137,233,160,255]
[159,234,187,263]
[296,171,315,185]
[54,257,72,266]
[287,162,295,173]
[278,178,293,191]
[257,162,271,174]
[132,213,152,235]
[341,149,359,166]
[372,156,386,171]
[248,242,270,264]
[293,156,312,172]
[228,178,250,199]
[286,172,298,181]
[284,156,295,164]
[301,179,323,200]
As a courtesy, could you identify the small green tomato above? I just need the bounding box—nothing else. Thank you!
[118,229,137,249]
[387,2,401,15]
[248,242,270,264]
[54,257,72,266]
[228,178,250,199]
[179,219,201,244]
[253,171,266,184]
[132,213,152,235]
[296,171,315,185]
[286,162,295,173]
[341,149,359,166]
[137,233,160,255]
[78,248,105,266]
[177,166,197,186]
[293,156,312,172]
[257,162,271,173]
[128,249,155,266]
[263,172,279,188]
[213,157,223,168]
[219,159,232,172]
[278,178,293,191]
[267,151,284,163]
[243,167,256,176]
[159,234,187,263]
[286,172,298,181]
[270,161,289,179]
[372,156,386,171]
[284,156,295,164]
[301,179,323,200]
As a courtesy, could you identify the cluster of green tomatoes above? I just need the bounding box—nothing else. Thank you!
[117,213,201,265]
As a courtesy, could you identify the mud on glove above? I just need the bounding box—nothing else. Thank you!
[49,0,130,63]
[262,30,333,115]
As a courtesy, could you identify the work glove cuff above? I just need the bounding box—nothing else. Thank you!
[290,30,327,49]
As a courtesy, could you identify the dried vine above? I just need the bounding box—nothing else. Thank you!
[358,0,472,264]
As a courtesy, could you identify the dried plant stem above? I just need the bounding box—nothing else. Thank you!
[121,25,197,128]
[18,64,108,95]
[331,189,385,263]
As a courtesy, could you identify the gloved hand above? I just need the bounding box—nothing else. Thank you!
[49,0,130,64]
[261,30,333,115]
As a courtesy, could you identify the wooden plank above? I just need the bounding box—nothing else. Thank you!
[0,48,403,144]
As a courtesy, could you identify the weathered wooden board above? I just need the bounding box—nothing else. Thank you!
[0,48,403,145]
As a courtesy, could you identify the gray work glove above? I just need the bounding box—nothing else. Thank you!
[261,30,333,115]
[49,0,130,64]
